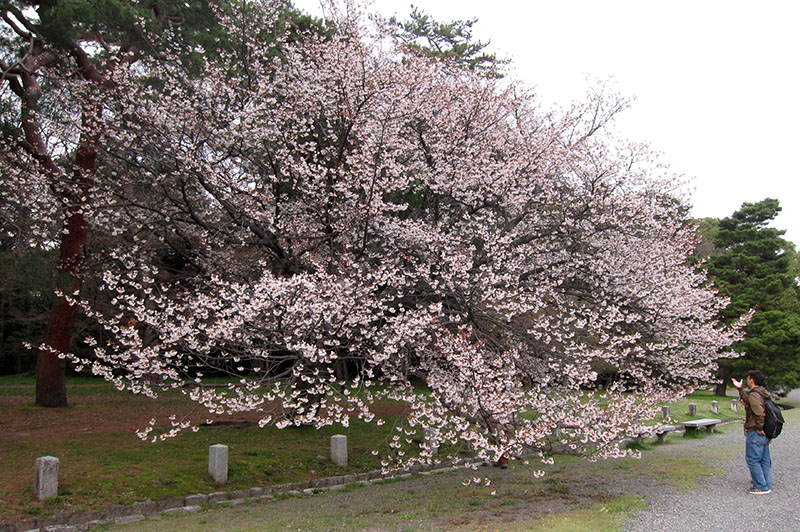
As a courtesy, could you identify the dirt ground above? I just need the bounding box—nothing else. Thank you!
[99,453,649,532]
[2,392,183,439]
[0,387,640,531]
[1,387,406,440]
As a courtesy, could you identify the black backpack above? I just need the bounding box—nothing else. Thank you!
[754,389,784,439]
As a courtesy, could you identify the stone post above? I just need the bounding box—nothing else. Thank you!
[661,405,671,421]
[35,456,59,501]
[208,444,228,486]
[688,403,697,416]
[731,399,739,412]
[711,400,719,414]
[331,435,347,467]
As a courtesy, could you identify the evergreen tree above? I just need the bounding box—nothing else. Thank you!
[703,199,800,396]
[0,249,56,374]
[0,0,322,405]
[388,6,508,77]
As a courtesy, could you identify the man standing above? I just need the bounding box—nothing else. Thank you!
[731,370,773,495]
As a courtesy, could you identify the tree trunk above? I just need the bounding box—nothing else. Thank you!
[34,215,87,407]
[35,127,97,408]
[10,31,105,407]
[714,380,728,397]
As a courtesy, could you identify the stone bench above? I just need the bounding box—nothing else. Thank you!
[627,424,678,445]
[681,418,721,433]
[630,425,680,445]
[655,425,679,443]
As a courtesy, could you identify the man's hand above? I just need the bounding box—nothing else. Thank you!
[732,378,743,389]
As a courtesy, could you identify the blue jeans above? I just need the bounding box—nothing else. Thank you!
[745,431,771,490]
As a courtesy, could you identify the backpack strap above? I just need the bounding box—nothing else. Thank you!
[751,388,769,402]
[747,388,768,418]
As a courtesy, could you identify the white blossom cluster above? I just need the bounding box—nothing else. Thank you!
[7,0,748,468]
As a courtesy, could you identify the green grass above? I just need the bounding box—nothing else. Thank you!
[0,377,757,527]
[521,496,645,532]
[659,389,741,424]
[0,376,419,522]
[2,420,398,516]
[0,375,121,396]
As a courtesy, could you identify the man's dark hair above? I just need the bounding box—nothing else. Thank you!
[748,369,766,387]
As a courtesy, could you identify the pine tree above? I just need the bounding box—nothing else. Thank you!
[0,0,321,405]
[388,6,508,77]
[703,199,800,396]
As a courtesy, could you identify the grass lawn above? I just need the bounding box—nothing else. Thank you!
[0,376,422,522]
[0,378,746,525]
[658,388,742,423]
[104,432,738,532]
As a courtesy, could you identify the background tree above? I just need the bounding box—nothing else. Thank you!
[0,0,226,405]
[701,198,800,396]
[0,0,322,400]
[0,249,56,374]
[28,0,749,470]
[388,6,508,77]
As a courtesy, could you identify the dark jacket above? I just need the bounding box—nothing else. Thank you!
[739,386,771,433]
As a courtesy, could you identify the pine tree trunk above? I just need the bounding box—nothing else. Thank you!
[12,30,105,407]
[35,133,96,408]
[34,215,87,407]
[714,380,728,397]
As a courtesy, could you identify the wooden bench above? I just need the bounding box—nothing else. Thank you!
[681,418,722,433]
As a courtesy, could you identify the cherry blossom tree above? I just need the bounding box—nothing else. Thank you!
[18,0,747,468]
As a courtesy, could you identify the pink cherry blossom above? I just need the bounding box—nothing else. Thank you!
[4,0,748,469]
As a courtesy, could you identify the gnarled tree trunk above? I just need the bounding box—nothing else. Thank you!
[34,107,98,407]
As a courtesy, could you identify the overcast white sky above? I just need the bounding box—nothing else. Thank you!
[293,0,800,244]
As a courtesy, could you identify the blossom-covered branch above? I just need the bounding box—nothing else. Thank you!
[10,0,748,468]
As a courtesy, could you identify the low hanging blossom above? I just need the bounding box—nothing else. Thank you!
[8,0,748,472]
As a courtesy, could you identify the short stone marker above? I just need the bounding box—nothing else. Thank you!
[731,399,739,412]
[661,405,671,421]
[208,444,228,486]
[35,456,59,501]
[331,435,347,467]
[688,403,697,416]
[711,400,719,414]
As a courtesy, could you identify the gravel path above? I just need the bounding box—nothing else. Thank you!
[625,390,800,532]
